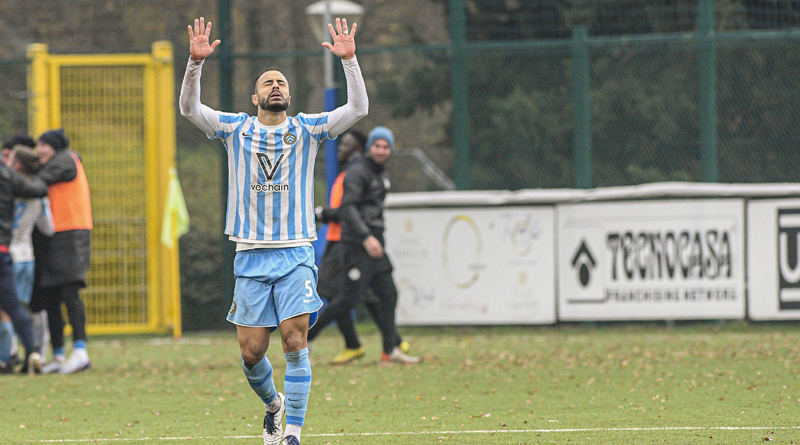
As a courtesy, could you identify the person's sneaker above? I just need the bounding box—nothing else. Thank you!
[26,352,43,375]
[1,354,21,373]
[263,392,285,445]
[42,354,65,374]
[399,341,411,353]
[282,435,301,445]
[330,347,365,365]
[380,347,420,364]
[60,349,91,374]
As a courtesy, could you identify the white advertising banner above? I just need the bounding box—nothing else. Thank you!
[747,199,800,320]
[385,207,556,325]
[558,200,746,321]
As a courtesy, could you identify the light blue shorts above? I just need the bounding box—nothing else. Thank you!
[227,246,322,329]
[13,261,34,305]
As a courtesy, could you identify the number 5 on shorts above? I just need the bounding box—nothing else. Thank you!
[303,280,314,302]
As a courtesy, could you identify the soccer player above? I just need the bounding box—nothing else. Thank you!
[179,16,368,445]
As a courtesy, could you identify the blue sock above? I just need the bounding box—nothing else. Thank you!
[74,340,86,350]
[53,347,65,357]
[284,348,311,427]
[243,356,277,406]
[0,321,13,362]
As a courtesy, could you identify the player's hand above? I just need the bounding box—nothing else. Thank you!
[188,17,221,61]
[322,18,357,60]
[363,235,384,258]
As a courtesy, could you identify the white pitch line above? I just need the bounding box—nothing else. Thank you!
[29,425,800,443]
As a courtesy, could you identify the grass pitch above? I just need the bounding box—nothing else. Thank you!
[1,322,799,444]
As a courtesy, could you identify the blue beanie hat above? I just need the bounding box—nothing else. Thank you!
[366,126,394,152]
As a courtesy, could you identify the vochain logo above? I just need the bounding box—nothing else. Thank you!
[778,208,800,310]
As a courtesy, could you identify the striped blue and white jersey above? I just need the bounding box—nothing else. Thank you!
[180,56,368,248]
[213,112,327,243]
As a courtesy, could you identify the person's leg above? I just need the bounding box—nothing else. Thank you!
[0,253,39,372]
[0,311,14,365]
[14,261,50,358]
[227,258,285,445]
[371,272,419,364]
[364,300,402,349]
[280,314,312,443]
[332,305,362,350]
[39,286,66,373]
[58,283,91,373]
[32,310,49,359]
[272,250,322,443]
[237,325,281,407]
[13,261,34,305]
[315,243,361,352]
[43,287,64,353]
[306,293,357,344]
[61,282,87,344]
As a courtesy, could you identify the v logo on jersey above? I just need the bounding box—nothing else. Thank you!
[256,153,286,180]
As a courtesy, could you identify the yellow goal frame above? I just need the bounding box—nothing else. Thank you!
[27,42,181,338]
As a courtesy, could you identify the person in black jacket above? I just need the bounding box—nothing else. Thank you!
[0,151,48,374]
[309,131,367,364]
[311,126,419,364]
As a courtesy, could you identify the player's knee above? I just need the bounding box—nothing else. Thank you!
[240,344,267,367]
[281,330,306,353]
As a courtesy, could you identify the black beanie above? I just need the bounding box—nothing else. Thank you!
[38,129,69,152]
[2,134,35,150]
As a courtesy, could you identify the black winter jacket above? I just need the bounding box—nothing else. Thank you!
[340,155,390,245]
[0,165,48,247]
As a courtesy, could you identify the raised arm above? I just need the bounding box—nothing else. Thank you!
[179,17,222,138]
[323,19,369,138]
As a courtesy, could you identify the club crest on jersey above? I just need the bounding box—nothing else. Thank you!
[283,132,298,145]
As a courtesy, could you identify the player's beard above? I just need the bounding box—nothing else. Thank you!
[259,95,289,112]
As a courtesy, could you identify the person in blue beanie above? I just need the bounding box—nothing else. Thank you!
[310,126,419,364]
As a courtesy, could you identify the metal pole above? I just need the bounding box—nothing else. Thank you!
[218,0,235,302]
[450,0,470,190]
[698,0,718,183]
[572,26,592,189]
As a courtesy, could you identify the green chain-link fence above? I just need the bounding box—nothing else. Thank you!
[4,0,800,329]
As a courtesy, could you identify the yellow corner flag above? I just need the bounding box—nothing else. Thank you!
[161,167,190,248]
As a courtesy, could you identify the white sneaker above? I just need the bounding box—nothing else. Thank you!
[381,347,420,364]
[42,354,65,374]
[263,392,285,445]
[27,352,43,375]
[60,349,91,374]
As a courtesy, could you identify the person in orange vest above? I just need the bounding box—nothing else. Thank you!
[30,129,93,374]
[308,130,368,364]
